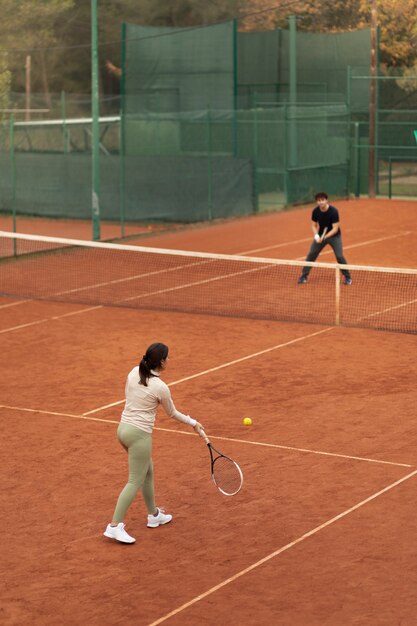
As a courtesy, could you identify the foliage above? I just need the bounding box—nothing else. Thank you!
[0,0,74,92]
[0,0,416,99]
[372,0,417,67]
[240,0,417,68]
[0,49,11,115]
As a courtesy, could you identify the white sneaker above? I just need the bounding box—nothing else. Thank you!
[103,522,136,543]
[147,507,173,528]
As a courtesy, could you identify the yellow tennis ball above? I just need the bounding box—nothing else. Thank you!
[243,417,252,426]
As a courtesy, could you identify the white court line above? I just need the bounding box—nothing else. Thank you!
[118,262,276,304]
[84,327,334,415]
[185,431,412,468]
[342,231,412,251]
[153,427,412,468]
[0,318,51,334]
[55,305,103,318]
[0,404,411,468]
[147,468,417,626]
[0,405,118,425]
[54,259,209,296]
[55,238,284,299]
[0,299,31,309]
[0,305,102,334]
[357,297,417,322]
[294,231,412,260]
[229,229,357,256]
[238,237,312,256]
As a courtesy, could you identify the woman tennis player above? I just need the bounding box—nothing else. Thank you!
[104,342,204,544]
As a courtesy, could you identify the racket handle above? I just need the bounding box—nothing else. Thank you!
[198,428,210,445]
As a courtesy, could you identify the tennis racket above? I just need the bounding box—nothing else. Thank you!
[199,430,243,496]
[320,226,328,243]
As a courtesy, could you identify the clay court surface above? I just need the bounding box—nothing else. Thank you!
[1,197,417,625]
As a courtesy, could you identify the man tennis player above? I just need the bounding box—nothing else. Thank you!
[297,192,352,285]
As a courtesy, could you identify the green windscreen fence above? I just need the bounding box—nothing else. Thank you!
[121,23,366,216]
[121,21,254,222]
[237,29,371,108]
[0,116,121,221]
[1,25,372,231]
[124,22,235,112]
[350,70,417,197]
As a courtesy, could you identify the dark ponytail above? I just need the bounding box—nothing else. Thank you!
[139,342,169,386]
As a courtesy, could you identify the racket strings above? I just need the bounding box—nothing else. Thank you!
[212,455,242,495]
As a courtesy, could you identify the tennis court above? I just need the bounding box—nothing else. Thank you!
[1,197,417,625]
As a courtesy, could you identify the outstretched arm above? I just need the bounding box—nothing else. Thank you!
[159,385,204,431]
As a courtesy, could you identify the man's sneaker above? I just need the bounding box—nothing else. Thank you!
[147,507,173,528]
[343,277,352,285]
[297,275,308,284]
[103,522,136,543]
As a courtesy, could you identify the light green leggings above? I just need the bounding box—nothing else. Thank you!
[112,423,156,523]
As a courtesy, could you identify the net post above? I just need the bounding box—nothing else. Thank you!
[335,266,340,326]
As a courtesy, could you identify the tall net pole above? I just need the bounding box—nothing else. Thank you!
[368,0,378,198]
[91,0,101,240]
[25,55,31,122]
[288,16,297,169]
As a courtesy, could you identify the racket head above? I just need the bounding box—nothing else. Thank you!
[211,453,243,496]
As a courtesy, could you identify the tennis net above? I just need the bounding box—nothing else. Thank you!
[0,231,416,334]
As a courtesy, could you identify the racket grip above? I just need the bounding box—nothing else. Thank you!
[199,428,210,444]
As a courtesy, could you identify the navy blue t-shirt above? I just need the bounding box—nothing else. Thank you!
[311,205,341,237]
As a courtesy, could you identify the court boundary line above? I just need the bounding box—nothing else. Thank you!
[294,231,411,261]
[147,468,417,626]
[356,296,417,322]
[0,305,103,334]
[238,236,312,255]
[239,229,413,257]
[0,404,411,469]
[84,327,334,414]
[0,299,31,309]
